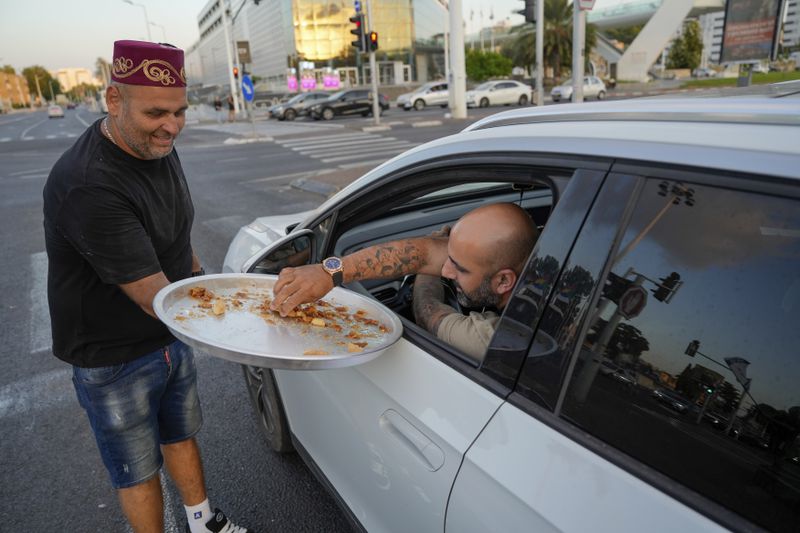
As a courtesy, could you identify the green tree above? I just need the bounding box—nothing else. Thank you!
[21,65,62,101]
[2,65,16,74]
[465,50,512,82]
[66,82,99,101]
[605,24,644,46]
[666,20,703,70]
[502,0,597,81]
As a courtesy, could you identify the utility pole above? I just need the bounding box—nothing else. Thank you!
[366,0,380,125]
[221,0,240,120]
[34,75,44,106]
[535,0,544,106]
[449,0,467,119]
[571,2,585,103]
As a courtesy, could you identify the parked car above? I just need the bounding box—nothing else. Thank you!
[47,105,65,118]
[550,76,607,102]
[466,79,531,108]
[396,81,449,111]
[308,89,389,120]
[270,91,329,121]
[693,67,718,78]
[224,84,800,533]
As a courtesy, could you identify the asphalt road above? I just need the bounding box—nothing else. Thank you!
[0,105,480,533]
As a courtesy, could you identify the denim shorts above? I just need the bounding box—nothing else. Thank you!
[72,340,203,489]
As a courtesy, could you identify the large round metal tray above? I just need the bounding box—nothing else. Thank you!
[153,273,403,369]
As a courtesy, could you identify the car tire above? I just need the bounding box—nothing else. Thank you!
[479,97,489,108]
[413,99,425,111]
[597,90,606,101]
[518,94,528,106]
[284,108,297,121]
[322,107,334,120]
[242,365,294,453]
[403,107,410,111]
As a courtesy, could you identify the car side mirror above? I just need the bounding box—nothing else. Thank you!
[243,230,315,275]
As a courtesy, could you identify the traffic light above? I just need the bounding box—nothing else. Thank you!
[517,0,536,23]
[369,31,379,52]
[685,340,699,357]
[233,66,239,79]
[651,272,680,302]
[603,272,633,304]
[350,13,365,51]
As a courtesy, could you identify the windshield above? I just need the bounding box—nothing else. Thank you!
[475,82,493,91]
[286,94,305,104]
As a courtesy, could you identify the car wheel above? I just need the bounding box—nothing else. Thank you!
[284,108,297,121]
[242,365,294,453]
[479,97,489,108]
[361,110,370,117]
[413,99,425,111]
[597,90,606,101]
[403,107,410,111]
[322,107,334,120]
[518,94,528,106]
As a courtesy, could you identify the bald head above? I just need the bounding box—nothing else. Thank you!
[451,203,539,275]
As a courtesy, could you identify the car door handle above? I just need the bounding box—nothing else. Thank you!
[379,409,444,471]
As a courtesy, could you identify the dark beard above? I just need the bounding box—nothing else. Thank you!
[455,275,501,309]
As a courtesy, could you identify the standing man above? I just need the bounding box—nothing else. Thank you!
[43,41,252,533]
[227,94,235,122]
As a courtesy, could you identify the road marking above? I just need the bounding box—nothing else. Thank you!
[276,132,370,146]
[309,141,414,158]
[29,252,52,354]
[338,159,390,169]
[46,135,56,139]
[0,367,72,420]
[320,147,414,163]
[20,173,49,180]
[10,167,51,176]
[241,169,335,184]
[288,136,398,151]
[0,137,10,142]
[74,111,91,127]
[411,120,442,127]
[20,118,47,140]
[219,156,249,163]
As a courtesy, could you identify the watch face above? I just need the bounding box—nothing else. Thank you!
[323,257,342,270]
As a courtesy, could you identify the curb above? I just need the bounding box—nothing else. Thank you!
[362,125,392,132]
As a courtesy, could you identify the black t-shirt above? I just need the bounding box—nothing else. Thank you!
[43,119,195,367]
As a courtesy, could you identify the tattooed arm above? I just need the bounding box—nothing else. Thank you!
[271,236,448,316]
[412,274,457,334]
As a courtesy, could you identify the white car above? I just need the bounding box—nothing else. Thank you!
[224,85,800,533]
[550,76,607,102]
[466,79,531,108]
[396,81,449,111]
[47,105,65,118]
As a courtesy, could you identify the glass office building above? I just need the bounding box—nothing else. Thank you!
[186,0,447,91]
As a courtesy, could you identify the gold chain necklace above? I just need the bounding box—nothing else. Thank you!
[102,117,117,146]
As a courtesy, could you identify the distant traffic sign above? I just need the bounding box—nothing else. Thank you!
[618,285,647,319]
[241,75,254,102]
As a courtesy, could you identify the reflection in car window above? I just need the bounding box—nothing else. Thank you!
[560,179,800,531]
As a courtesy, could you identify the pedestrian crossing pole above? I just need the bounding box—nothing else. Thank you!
[366,0,380,125]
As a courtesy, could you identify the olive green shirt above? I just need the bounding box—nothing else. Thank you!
[436,310,500,363]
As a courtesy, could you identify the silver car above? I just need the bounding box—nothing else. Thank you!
[224,85,800,533]
[395,81,449,111]
[551,76,607,102]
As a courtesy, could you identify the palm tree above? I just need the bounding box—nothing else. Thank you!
[502,0,597,82]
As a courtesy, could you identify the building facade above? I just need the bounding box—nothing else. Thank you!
[0,72,32,111]
[186,0,446,93]
[784,0,799,49]
[699,10,725,66]
[53,68,98,92]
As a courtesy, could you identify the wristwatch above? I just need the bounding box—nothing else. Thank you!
[322,256,344,287]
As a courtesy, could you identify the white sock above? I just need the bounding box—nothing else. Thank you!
[185,498,213,533]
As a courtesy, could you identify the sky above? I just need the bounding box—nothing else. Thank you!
[0,0,620,73]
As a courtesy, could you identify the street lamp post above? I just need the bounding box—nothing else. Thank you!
[150,22,167,42]
[122,0,152,41]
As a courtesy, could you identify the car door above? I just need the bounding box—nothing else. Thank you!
[448,167,800,532]
[274,162,608,532]
[428,83,448,106]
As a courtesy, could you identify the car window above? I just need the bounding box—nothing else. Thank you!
[523,176,800,531]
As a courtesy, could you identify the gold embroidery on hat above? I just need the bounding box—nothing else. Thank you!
[112,57,186,86]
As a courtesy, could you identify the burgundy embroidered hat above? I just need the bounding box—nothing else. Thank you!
[111,40,186,87]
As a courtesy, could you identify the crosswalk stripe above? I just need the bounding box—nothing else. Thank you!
[289,136,399,151]
[29,252,52,354]
[276,132,370,146]
[320,147,414,163]
[0,137,10,142]
[309,141,415,158]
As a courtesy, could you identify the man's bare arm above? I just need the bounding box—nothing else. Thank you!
[271,236,448,316]
[412,274,457,334]
[119,271,170,319]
